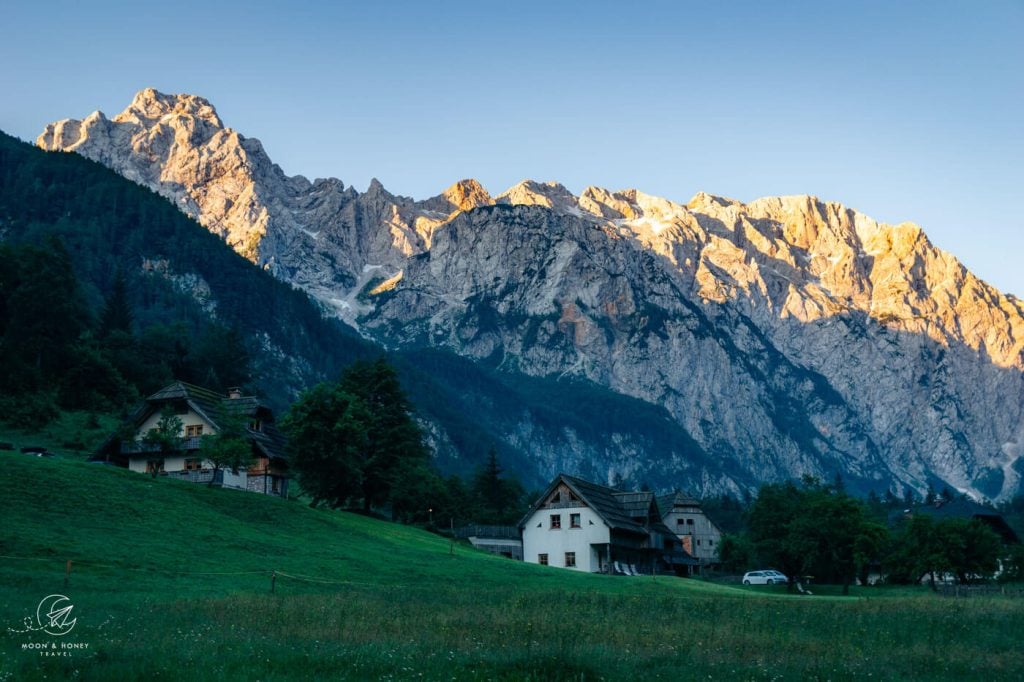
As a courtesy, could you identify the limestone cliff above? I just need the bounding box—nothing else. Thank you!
[40,89,1024,499]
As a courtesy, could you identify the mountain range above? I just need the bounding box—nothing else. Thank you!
[34,88,1024,500]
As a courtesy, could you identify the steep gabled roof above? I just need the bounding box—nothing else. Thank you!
[146,381,233,431]
[247,420,288,462]
[563,476,648,534]
[656,490,701,514]
[614,491,655,518]
[518,474,648,535]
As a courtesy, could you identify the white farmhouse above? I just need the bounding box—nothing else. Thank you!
[519,474,688,574]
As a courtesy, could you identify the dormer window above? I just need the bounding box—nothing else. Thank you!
[249,420,262,432]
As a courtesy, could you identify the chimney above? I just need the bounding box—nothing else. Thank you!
[227,387,242,400]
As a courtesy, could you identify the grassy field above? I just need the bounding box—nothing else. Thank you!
[1,453,1023,681]
[0,411,121,459]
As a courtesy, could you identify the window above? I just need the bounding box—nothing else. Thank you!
[709,539,714,546]
[550,514,561,529]
[551,491,561,503]
[249,420,262,432]
[184,458,203,472]
[570,513,581,528]
[686,518,694,525]
[185,424,204,437]
[696,539,702,546]
[565,552,576,568]
[676,518,685,526]
[538,553,549,566]
[145,459,164,474]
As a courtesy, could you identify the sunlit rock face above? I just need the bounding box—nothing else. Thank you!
[41,89,1024,500]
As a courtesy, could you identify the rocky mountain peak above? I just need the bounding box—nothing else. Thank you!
[497,180,577,211]
[415,179,493,218]
[36,90,1024,501]
[115,87,223,128]
[687,191,741,210]
[441,179,492,212]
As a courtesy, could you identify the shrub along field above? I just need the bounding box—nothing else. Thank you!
[1,454,1023,681]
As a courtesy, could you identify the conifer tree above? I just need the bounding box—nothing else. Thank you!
[99,268,134,337]
[340,357,430,512]
[471,447,526,524]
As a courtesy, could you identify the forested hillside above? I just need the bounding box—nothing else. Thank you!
[0,130,373,417]
[0,131,730,490]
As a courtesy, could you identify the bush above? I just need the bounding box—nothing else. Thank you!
[0,391,60,429]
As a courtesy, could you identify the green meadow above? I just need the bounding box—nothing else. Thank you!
[1,451,1022,681]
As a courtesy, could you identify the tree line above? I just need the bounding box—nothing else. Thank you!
[0,239,254,428]
[717,477,1023,590]
[281,357,529,527]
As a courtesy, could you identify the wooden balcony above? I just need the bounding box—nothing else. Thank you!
[162,469,223,485]
[455,525,522,540]
[120,436,203,454]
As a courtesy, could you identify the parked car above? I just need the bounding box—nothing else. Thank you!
[20,446,57,458]
[742,569,789,585]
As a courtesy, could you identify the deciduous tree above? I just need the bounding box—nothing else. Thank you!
[140,408,184,476]
[203,411,254,486]
[280,382,367,508]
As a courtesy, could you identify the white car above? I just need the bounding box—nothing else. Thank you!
[742,569,788,585]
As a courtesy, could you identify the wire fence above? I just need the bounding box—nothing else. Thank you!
[936,583,1024,598]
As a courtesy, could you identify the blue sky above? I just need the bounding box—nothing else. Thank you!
[3,1,1022,294]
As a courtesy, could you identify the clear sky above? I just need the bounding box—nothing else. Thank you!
[3,1,1022,294]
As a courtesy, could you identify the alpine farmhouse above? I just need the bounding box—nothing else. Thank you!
[94,382,290,497]
[520,474,698,575]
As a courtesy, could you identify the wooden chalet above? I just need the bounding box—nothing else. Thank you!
[657,490,724,573]
[93,382,290,497]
